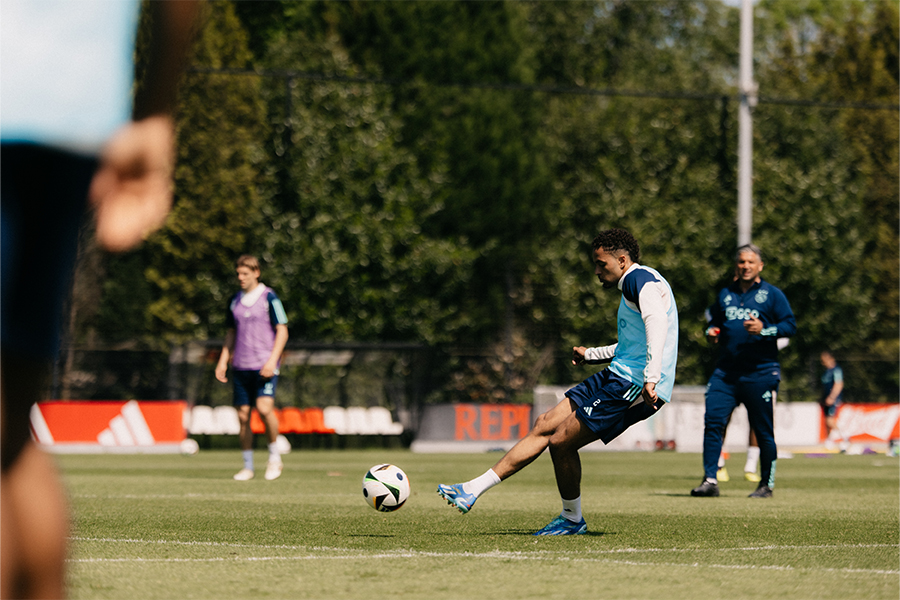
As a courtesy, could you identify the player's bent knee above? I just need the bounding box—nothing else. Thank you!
[531,414,558,438]
[547,428,579,454]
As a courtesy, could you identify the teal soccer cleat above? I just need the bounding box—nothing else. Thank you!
[437,483,477,514]
[533,515,588,536]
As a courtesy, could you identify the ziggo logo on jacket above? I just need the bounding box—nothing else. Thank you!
[725,307,760,321]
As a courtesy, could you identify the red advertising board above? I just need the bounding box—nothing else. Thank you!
[824,403,900,442]
[30,400,187,452]
[453,404,531,441]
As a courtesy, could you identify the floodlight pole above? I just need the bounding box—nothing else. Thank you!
[737,0,757,246]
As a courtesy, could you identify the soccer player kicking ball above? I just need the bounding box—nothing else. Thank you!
[438,229,679,535]
[216,255,289,481]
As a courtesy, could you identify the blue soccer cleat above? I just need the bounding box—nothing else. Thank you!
[437,483,477,514]
[533,515,588,536]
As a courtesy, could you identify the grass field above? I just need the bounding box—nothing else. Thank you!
[59,448,898,600]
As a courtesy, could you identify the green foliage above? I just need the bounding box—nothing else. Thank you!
[150,1,271,342]
[98,1,272,347]
[86,0,897,402]
[332,1,554,341]
[754,0,899,399]
[522,1,740,385]
[257,33,479,345]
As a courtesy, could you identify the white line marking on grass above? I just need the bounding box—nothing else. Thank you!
[73,494,264,500]
[71,537,898,555]
[70,537,345,552]
[578,543,899,555]
[68,538,899,575]
[67,553,900,575]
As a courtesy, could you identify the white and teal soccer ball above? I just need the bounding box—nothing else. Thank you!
[362,463,410,512]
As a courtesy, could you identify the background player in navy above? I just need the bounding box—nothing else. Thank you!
[819,350,848,451]
[692,244,796,498]
[438,229,678,535]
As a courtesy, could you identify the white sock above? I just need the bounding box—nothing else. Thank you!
[242,450,254,471]
[830,428,850,448]
[718,452,726,468]
[744,446,760,473]
[268,442,282,463]
[706,477,718,485]
[561,496,582,523]
[462,469,501,498]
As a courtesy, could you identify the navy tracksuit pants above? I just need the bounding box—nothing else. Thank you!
[703,369,779,487]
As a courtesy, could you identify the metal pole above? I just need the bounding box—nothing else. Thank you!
[737,0,757,246]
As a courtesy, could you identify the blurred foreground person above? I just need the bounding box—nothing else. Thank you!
[1,2,201,597]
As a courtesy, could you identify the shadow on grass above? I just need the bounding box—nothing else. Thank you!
[470,529,613,537]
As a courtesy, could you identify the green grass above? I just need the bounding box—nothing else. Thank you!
[59,449,898,600]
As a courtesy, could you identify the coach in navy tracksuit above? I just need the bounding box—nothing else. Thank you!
[691,244,796,499]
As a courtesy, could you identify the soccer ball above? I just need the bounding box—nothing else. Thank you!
[274,434,292,455]
[180,438,199,455]
[362,463,410,512]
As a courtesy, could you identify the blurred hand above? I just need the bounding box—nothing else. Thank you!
[215,362,228,383]
[259,361,277,379]
[743,317,763,335]
[89,115,175,252]
[572,346,587,366]
[642,382,659,408]
[706,327,720,344]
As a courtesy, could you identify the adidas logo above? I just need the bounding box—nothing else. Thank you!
[30,400,186,452]
[583,406,593,416]
[97,400,155,446]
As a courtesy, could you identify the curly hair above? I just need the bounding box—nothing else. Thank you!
[592,229,640,264]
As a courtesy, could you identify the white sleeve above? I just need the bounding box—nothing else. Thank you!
[584,344,617,364]
[638,282,670,384]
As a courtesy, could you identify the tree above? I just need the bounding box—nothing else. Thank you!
[521,0,740,385]
[332,1,554,348]
[82,0,897,405]
[753,0,899,400]
[252,17,479,346]
[94,1,271,346]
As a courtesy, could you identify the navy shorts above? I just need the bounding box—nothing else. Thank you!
[567,369,664,444]
[232,369,278,407]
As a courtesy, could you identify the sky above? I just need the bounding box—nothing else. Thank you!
[0,0,140,150]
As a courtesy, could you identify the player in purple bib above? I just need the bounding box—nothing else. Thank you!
[216,255,289,481]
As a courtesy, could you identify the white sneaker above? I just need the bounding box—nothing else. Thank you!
[233,468,255,481]
[265,461,283,481]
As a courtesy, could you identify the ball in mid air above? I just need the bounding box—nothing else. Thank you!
[362,463,410,512]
